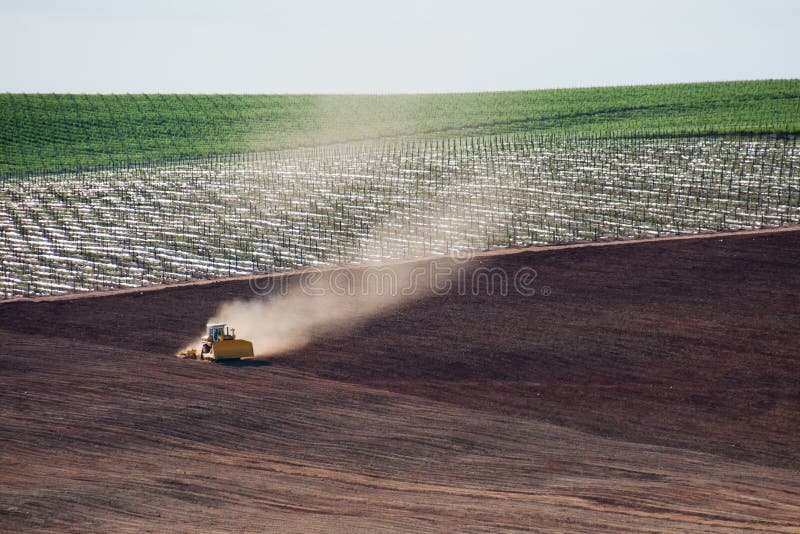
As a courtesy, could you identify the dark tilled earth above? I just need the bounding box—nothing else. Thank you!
[1,228,799,532]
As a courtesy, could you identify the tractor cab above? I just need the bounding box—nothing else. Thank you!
[207,323,234,342]
[179,322,254,361]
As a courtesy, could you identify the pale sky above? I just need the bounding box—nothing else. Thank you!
[1,0,798,94]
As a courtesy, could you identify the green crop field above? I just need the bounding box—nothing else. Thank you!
[1,80,799,176]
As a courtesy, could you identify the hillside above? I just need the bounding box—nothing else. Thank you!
[1,228,799,532]
[2,80,799,176]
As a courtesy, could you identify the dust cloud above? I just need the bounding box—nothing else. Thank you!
[209,259,462,357]
[212,97,504,357]
[226,95,432,356]
[202,171,520,357]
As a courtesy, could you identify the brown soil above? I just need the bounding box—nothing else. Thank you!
[2,228,799,532]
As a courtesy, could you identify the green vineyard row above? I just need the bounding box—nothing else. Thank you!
[2,80,799,176]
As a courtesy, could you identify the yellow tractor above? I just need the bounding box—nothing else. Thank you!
[179,323,254,361]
